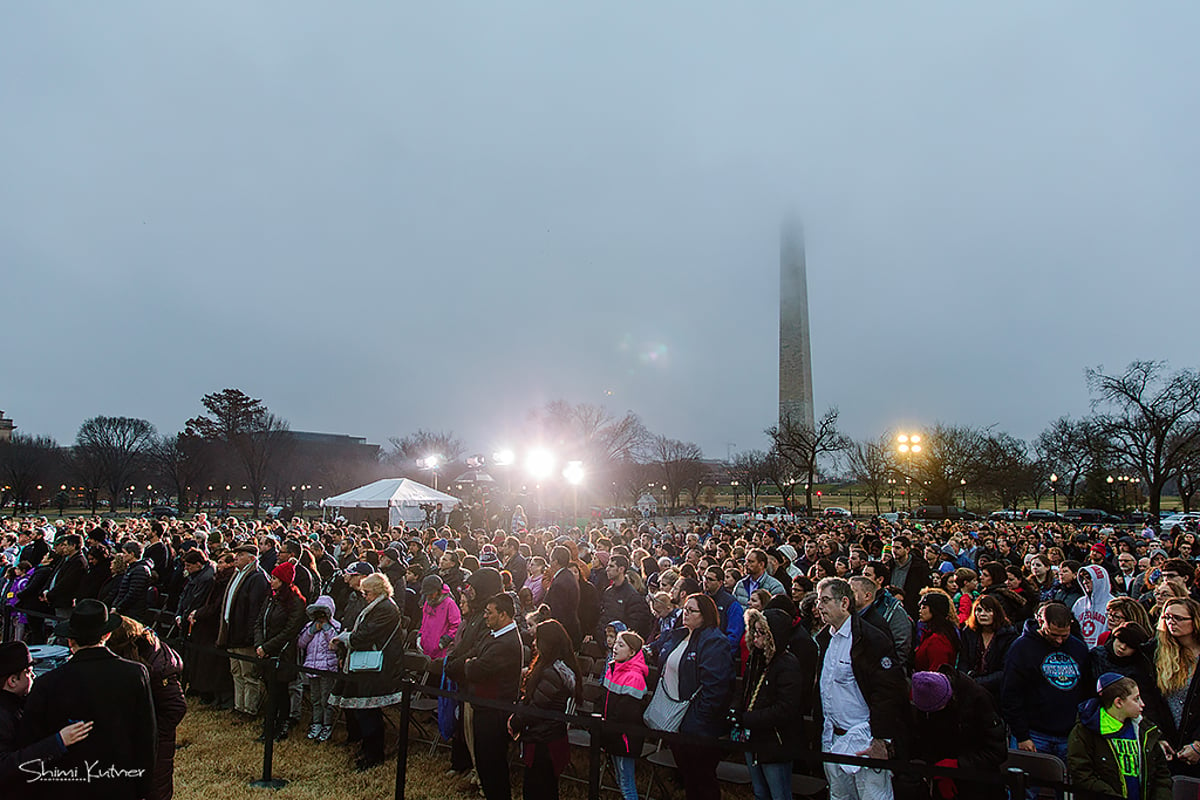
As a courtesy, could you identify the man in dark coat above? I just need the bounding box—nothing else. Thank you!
[596,555,652,639]
[0,642,93,793]
[112,541,153,621]
[889,535,932,618]
[216,545,270,716]
[21,601,157,800]
[545,545,581,646]
[500,536,528,591]
[43,534,88,619]
[15,530,48,575]
[144,522,173,581]
[446,592,522,800]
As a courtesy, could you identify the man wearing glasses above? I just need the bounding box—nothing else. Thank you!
[814,577,906,799]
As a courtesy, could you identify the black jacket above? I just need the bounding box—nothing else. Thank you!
[145,540,172,577]
[20,647,157,800]
[739,609,809,763]
[906,667,1008,800]
[76,557,111,601]
[448,624,523,703]
[113,558,153,617]
[256,586,307,676]
[216,566,269,648]
[510,659,576,744]
[957,625,1018,701]
[45,552,88,610]
[176,564,215,624]
[504,554,528,592]
[596,579,652,640]
[0,691,65,792]
[814,613,908,741]
[546,568,581,646]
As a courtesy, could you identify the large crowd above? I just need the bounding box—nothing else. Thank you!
[1,506,1199,800]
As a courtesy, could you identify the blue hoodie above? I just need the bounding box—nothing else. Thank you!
[1001,618,1091,739]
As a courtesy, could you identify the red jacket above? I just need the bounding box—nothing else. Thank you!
[915,630,957,672]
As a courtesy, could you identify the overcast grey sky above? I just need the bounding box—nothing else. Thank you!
[4,2,1198,461]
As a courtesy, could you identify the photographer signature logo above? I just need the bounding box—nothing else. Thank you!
[19,759,146,783]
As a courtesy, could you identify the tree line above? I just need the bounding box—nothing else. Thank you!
[3,361,1199,518]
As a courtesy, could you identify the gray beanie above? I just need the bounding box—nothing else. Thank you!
[421,575,445,596]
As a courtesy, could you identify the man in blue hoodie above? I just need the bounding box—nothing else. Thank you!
[1001,602,1091,796]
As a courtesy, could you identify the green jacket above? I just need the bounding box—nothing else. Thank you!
[1067,700,1172,800]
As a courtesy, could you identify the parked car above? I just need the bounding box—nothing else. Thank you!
[823,506,852,519]
[1125,511,1158,525]
[145,506,180,520]
[755,506,796,523]
[1160,513,1200,533]
[879,511,911,523]
[989,510,1022,521]
[914,505,977,521]
[1061,508,1121,524]
[1024,509,1064,523]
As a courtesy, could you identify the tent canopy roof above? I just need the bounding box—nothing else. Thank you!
[319,478,461,509]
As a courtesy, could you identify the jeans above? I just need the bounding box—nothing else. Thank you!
[611,755,638,800]
[1025,731,1069,800]
[745,756,792,800]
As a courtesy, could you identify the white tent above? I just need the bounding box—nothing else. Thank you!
[320,478,462,527]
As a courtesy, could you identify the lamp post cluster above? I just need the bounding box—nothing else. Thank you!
[896,432,922,512]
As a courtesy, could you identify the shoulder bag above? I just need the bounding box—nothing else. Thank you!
[347,619,402,673]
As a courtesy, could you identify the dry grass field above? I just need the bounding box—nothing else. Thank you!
[173,699,758,800]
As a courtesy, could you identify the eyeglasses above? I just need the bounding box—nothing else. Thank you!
[683,607,701,614]
[1163,614,1194,623]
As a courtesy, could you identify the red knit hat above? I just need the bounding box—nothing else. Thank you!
[271,562,295,585]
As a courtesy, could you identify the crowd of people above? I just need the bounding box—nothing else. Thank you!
[1,507,1199,800]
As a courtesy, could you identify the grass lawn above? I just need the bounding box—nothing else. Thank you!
[173,698,756,800]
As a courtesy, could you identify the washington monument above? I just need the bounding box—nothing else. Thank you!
[779,220,815,431]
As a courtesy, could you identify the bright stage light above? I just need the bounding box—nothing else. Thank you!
[563,461,585,486]
[525,449,556,480]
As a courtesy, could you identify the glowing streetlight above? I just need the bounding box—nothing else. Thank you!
[525,449,555,480]
[563,461,585,485]
[492,449,515,467]
[420,454,445,490]
[1050,473,1058,515]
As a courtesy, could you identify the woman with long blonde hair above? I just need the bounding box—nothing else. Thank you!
[1154,597,1200,775]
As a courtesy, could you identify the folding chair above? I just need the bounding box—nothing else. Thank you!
[1174,775,1200,800]
[1004,748,1069,799]
[400,651,439,752]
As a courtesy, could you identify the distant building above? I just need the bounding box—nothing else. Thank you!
[280,430,381,496]
[0,411,14,443]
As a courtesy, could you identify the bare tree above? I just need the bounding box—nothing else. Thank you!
[647,436,705,513]
[387,430,466,468]
[975,432,1040,511]
[847,434,896,515]
[1087,361,1200,518]
[148,432,213,512]
[767,408,851,514]
[1036,416,1108,509]
[726,450,771,509]
[237,412,293,515]
[74,416,156,510]
[762,448,800,511]
[908,424,986,509]
[0,434,62,513]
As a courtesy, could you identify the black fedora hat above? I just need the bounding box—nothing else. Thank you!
[55,599,122,644]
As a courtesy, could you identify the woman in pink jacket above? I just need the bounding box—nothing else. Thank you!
[418,575,461,659]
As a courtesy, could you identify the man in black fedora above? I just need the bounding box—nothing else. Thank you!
[20,599,156,799]
[0,641,93,792]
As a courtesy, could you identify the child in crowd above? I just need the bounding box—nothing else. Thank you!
[1067,672,1171,800]
[297,594,341,742]
[601,630,648,800]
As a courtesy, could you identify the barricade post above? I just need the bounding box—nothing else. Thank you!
[394,681,412,800]
[250,656,287,789]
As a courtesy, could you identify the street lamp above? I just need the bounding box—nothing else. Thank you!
[897,432,922,511]
[887,477,896,512]
[1106,475,1115,511]
[959,478,967,508]
[1050,473,1058,515]
[563,461,584,522]
[730,479,739,508]
[420,454,444,491]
